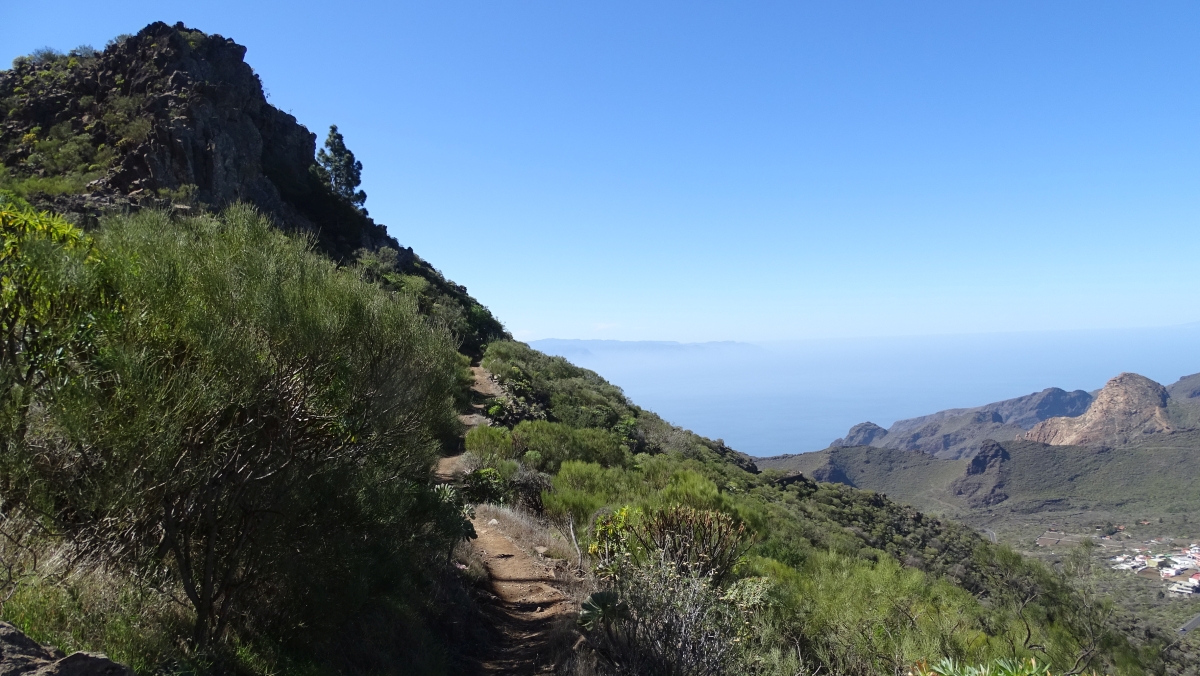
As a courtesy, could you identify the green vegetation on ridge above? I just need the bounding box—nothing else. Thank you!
[465,341,1187,675]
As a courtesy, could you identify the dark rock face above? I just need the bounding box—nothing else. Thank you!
[809,461,854,487]
[709,440,759,474]
[0,622,131,676]
[949,440,1009,507]
[2,22,510,357]
[1,22,389,257]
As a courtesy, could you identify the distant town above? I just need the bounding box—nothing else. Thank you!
[1036,527,1200,597]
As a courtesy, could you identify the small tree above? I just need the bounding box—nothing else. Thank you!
[315,125,367,210]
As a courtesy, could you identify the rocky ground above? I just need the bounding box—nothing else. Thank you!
[0,622,131,676]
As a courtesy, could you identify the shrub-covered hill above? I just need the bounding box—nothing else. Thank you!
[0,21,506,358]
[468,342,1197,675]
[2,24,1197,676]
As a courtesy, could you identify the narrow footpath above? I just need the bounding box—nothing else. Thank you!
[437,366,578,674]
[472,516,572,674]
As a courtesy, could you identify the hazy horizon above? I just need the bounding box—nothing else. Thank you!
[532,323,1200,457]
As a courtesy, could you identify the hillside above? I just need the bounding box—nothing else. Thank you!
[0,22,506,357]
[762,432,1200,520]
[824,370,1200,459]
[3,23,1198,676]
[765,371,1200,520]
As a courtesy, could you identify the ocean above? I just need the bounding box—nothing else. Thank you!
[530,324,1200,457]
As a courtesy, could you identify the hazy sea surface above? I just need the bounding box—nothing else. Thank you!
[530,324,1200,458]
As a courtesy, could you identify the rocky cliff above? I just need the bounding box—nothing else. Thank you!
[1,22,386,254]
[948,439,1009,507]
[1022,372,1174,446]
[1,22,508,357]
[831,421,888,448]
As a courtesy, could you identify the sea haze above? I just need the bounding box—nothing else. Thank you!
[530,324,1200,458]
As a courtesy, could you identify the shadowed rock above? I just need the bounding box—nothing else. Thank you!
[0,622,131,676]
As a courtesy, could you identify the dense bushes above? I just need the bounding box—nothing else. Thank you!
[0,203,475,671]
[466,421,628,473]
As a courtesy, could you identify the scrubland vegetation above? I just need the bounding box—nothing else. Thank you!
[461,340,1195,675]
[0,197,482,673]
[2,26,1196,675]
[3,188,1196,674]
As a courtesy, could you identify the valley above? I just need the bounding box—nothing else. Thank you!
[761,371,1200,643]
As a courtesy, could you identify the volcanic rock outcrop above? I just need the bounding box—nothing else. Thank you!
[1022,372,1173,446]
[0,22,389,256]
[831,421,888,448]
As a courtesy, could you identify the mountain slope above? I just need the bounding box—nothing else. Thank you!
[3,24,1194,676]
[760,431,1200,519]
[830,387,1093,458]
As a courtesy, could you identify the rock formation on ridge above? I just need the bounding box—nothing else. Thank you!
[1022,372,1174,446]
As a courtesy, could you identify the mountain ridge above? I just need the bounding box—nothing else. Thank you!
[828,386,1094,458]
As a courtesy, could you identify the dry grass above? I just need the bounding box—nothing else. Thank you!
[474,504,598,610]
[453,539,490,587]
[476,503,578,564]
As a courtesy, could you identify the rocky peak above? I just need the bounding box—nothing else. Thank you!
[831,421,888,448]
[1,22,389,257]
[1022,372,1173,447]
[949,439,1009,507]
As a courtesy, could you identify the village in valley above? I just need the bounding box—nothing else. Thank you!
[1035,523,1200,597]
[1108,542,1200,597]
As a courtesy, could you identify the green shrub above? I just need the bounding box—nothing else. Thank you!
[512,420,627,472]
[465,424,514,461]
[1,205,471,669]
[463,467,508,504]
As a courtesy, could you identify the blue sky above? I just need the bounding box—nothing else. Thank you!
[6,2,1199,342]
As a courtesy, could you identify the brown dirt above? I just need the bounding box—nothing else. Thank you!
[437,365,581,673]
[436,454,466,483]
[458,366,503,431]
[472,516,574,674]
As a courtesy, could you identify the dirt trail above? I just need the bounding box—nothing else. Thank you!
[438,366,578,673]
[459,366,504,430]
[437,367,501,482]
[473,517,573,674]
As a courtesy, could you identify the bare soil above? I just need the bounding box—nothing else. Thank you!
[472,516,575,674]
[458,366,504,431]
[440,366,583,673]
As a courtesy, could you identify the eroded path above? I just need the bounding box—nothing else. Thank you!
[436,366,579,673]
[472,516,573,674]
[459,366,504,430]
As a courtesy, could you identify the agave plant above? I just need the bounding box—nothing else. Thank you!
[914,657,1052,676]
[579,591,630,632]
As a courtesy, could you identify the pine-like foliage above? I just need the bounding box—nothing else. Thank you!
[315,124,367,210]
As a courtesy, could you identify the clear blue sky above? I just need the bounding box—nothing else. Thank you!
[6,2,1198,342]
